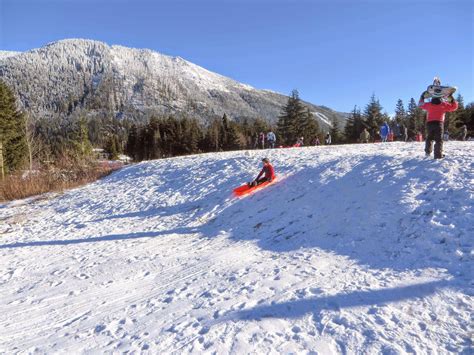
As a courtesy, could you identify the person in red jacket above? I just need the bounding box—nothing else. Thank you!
[248,158,275,187]
[419,95,458,159]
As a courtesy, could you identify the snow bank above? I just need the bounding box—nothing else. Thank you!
[0,142,472,353]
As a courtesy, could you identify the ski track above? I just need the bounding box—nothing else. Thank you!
[0,142,473,353]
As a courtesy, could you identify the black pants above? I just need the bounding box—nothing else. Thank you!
[249,177,270,187]
[425,121,443,158]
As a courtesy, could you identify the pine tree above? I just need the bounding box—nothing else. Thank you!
[221,114,229,150]
[277,89,306,145]
[394,99,407,125]
[185,118,202,153]
[205,118,222,152]
[240,118,252,148]
[105,135,119,160]
[293,108,320,143]
[407,98,425,140]
[126,124,138,160]
[225,122,245,150]
[0,80,27,173]
[344,106,365,143]
[363,94,385,138]
[329,118,342,144]
[146,117,161,159]
[71,116,93,158]
[464,102,474,137]
[445,94,464,138]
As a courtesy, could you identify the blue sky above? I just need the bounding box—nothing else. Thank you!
[0,0,472,113]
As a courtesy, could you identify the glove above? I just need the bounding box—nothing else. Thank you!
[447,95,454,103]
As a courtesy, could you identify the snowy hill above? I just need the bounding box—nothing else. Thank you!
[0,142,472,353]
[0,39,345,127]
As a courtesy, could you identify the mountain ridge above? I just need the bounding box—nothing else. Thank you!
[0,39,346,128]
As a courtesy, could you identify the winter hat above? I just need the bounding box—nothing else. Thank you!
[262,158,270,163]
[431,97,442,105]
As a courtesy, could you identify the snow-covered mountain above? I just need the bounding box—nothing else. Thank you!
[1,142,472,353]
[0,39,345,127]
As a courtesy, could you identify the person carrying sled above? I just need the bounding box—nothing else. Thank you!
[248,158,275,187]
[419,95,458,159]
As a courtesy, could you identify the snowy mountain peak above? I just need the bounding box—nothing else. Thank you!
[0,50,21,60]
[0,38,345,126]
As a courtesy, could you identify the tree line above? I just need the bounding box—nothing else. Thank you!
[124,114,274,160]
[344,94,472,143]
[1,78,473,176]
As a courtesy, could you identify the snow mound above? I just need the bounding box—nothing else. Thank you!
[0,142,472,353]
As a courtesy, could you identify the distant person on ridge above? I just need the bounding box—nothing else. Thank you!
[380,122,390,142]
[325,133,331,145]
[419,94,458,159]
[248,158,275,187]
[311,137,320,146]
[461,124,468,141]
[267,131,276,148]
[401,124,408,142]
[294,137,304,147]
[443,130,450,142]
[359,128,370,143]
[258,132,265,149]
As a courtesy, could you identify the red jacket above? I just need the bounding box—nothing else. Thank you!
[257,164,275,181]
[420,101,458,122]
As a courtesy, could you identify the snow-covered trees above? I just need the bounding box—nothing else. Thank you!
[0,39,343,129]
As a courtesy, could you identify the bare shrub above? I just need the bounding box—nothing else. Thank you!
[0,158,122,201]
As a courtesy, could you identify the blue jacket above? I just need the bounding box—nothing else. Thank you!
[380,123,390,137]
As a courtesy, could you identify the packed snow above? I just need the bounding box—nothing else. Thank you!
[0,142,472,353]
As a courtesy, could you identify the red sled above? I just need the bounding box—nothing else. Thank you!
[233,177,277,197]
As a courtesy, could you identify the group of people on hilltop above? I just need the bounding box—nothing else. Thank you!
[254,131,332,149]
[444,124,468,142]
[246,92,465,187]
[246,89,466,188]
[359,92,462,159]
[254,131,276,149]
[359,123,408,143]
[358,118,467,146]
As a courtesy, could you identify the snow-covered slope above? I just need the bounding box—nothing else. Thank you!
[0,39,344,127]
[1,142,472,353]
